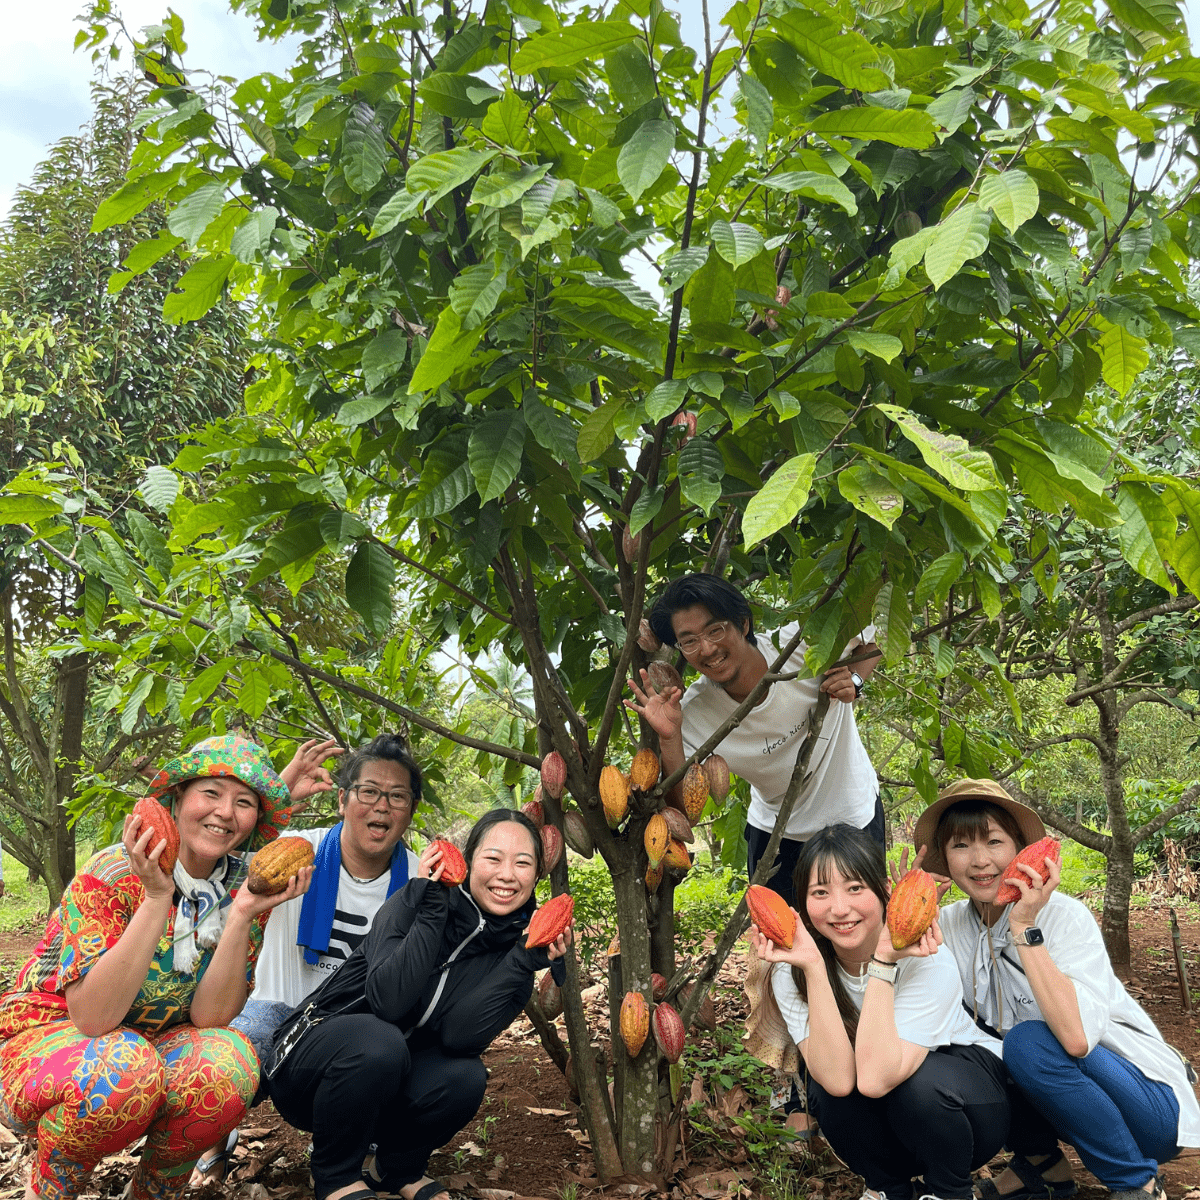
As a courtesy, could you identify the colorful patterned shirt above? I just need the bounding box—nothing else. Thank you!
[0,845,267,1040]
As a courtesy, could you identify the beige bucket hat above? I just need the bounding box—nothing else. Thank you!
[912,777,1045,876]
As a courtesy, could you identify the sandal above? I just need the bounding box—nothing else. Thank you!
[400,1178,450,1200]
[191,1129,239,1186]
[976,1150,1077,1200]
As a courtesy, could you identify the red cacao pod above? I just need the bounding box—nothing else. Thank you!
[521,798,545,830]
[653,1001,686,1063]
[671,411,697,443]
[132,797,179,874]
[540,751,567,800]
[746,884,795,948]
[541,823,564,874]
[622,525,641,563]
[887,869,938,950]
[995,837,1062,906]
[663,806,694,843]
[247,836,315,896]
[620,991,649,1057]
[651,972,668,1001]
[563,810,595,858]
[431,838,467,886]
[638,619,662,653]
[526,892,575,948]
[664,839,691,872]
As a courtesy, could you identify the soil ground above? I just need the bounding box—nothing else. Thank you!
[0,904,1198,1200]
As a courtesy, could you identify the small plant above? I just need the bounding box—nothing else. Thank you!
[557,1184,578,1200]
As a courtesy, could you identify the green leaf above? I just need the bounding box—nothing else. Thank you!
[361,328,409,391]
[335,395,391,427]
[408,432,476,518]
[975,571,1002,619]
[342,102,387,194]
[678,436,725,516]
[239,670,272,721]
[511,20,641,71]
[710,220,765,268]
[120,674,156,735]
[741,71,774,149]
[140,466,180,513]
[809,107,937,149]
[1108,0,1182,38]
[646,379,687,421]
[181,658,235,721]
[471,163,553,208]
[1097,320,1149,397]
[127,510,173,580]
[764,171,858,215]
[914,551,966,609]
[872,581,912,666]
[407,148,497,209]
[742,454,817,547]
[837,463,904,528]
[408,306,485,394]
[469,410,527,503]
[1167,483,1200,600]
[924,203,992,289]
[320,509,369,549]
[123,231,184,275]
[875,404,1001,491]
[345,540,395,637]
[577,399,624,461]
[167,181,225,245]
[523,394,580,468]
[91,166,182,232]
[582,186,622,228]
[369,190,423,238]
[230,208,277,263]
[977,171,1039,234]
[0,493,62,524]
[449,264,507,330]
[1116,485,1173,589]
[629,487,664,536]
[162,254,236,324]
[617,120,676,202]
[774,10,891,92]
[845,330,903,362]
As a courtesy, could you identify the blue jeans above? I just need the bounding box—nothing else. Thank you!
[1003,1020,1180,1190]
[231,999,296,1068]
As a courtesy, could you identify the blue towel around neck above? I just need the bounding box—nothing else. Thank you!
[296,822,411,965]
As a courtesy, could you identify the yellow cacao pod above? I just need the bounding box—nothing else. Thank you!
[620,991,649,1057]
[681,762,708,822]
[600,764,630,828]
[643,813,669,868]
[247,836,315,896]
[629,747,660,793]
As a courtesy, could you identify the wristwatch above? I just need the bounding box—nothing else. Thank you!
[866,958,899,984]
[850,671,864,698]
[1012,926,1045,947]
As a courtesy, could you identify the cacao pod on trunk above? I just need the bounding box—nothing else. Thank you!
[671,411,697,442]
[664,839,691,872]
[600,765,630,828]
[646,661,684,696]
[643,813,669,868]
[887,869,938,950]
[521,799,545,830]
[995,837,1061,906]
[622,525,641,563]
[132,797,179,874]
[653,1001,685,1063]
[663,806,694,843]
[432,839,468,886]
[540,824,564,874]
[537,969,563,1020]
[704,754,731,802]
[746,884,795,948]
[526,892,575,948]
[645,861,663,892]
[682,762,708,822]
[563,811,594,858]
[637,619,661,653]
[540,751,567,800]
[247,836,315,895]
[620,991,649,1057]
[629,747,661,792]
[651,972,668,1001]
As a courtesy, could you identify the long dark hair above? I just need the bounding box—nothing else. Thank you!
[463,808,545,880]
[790,824,890,1041]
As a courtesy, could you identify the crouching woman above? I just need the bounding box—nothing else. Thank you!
[263,808,573,1200]
[752,824,1060,1200]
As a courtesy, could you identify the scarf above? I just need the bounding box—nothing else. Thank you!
[171,854,246,976]
[296,823,410,965]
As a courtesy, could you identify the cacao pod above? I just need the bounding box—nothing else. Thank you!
[607,933,621,957]
[247,836,315,896]
[538,969,563,1020]
[431,838,468,886]
[682,762,709,822]
[563,811,595,858]
[671,411,697,443]
[132,797,180,874]
[746,884,795,948]
[651,972,668,1001]
[629,747,661,793]
[622,525,641,563]
[664,839,691,872]
[644,813,669,868]
[564,1054,578,1100]
[681,982,717,1031]
[995,837,1062,906]
[541,823,564,874]
[637,619,662,653]
[653,1001,686,1063]
[663,806,694,844]
[887,869,939,950]
[704,755,731,803]
[526,892,575,948]
[895,210,923,238]
[521,798,545,830]
[600,764,630,828]
[645,861,663,892]
[646,661,684,696]
[540,750,567,800]
[620,991,649,1057]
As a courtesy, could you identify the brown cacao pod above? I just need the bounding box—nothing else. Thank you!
[664,839,691,872]
[645,861,663,892]
[620,991,649,1057]
[526,892,575,948]
[606,933,621,957]
[663,806,694,844]
[629,747,661,793]
[682,762,709,822]
[646,661,684,696]
[247,835,315,896]
[563,811,595,858]
[521,799,545,830]
[995,837,1062,906]
[132,797,180,874]
[622,525,641,563]
[537,969,563,1020]
[746,884,796,948]
[651,972,668,1001]
[540,823,564,874]
[600,764,630,828]
[637,619,662,653]
[704,755,731,803]
[680,982,717,1031]
[887,868,939,950]
[643,813,669,868]
[671,411,697,443]
[432,838,468,886]
[540,750,567,800]
[653,1001,686,1063]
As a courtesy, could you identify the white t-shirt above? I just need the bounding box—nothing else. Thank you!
[250,826,420,1008]
[772,949,1002,1057]
[940,891,1200,1146]
[679,622,878,840]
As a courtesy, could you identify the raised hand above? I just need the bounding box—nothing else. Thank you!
[1008,854,1060,931]
[748,909,823,974]
[280,738,344,807]
[624,669,683,742]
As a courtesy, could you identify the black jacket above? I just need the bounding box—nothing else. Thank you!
[291,877,563,1057]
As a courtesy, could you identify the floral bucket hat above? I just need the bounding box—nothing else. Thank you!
[145,734,292,851]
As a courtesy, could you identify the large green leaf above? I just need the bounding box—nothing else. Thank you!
[577,399,624,461]
[361,328,409,390]
[710,220,765,268]
[345,540,395,637]
[510,20,640,71]
[809,107,937,149]
[0,494,63,525]
[1097,320,1149,396]
[924,203,992,289]
[162,254,236,324]
[523,394,581,468]
[678,436,726,516]
[408,306,485,394]
[1116,485,1173,589]
[645,379,687,421]
[1108,0,1182,38]
[449,264,507,330]
[743,454,817,547]
[407,148,497,209]
[91,166,183,232]
[774,10,891,92]
[617,120,676,202]
[872,582,912,666]
[408,433,475,518]
[469,410,527,503]
[977,171,1039,234]
[1168,483,1200,600]
[342,103,388,194]
[140,466,180,513]
[369,190,423,238]
[837,463,903,527]
[876,404,1001,491]
[471,164,553,208]
[845,331,903,362]
[167,181,225,245]
[914,551,965,609]
[764,171,858,215]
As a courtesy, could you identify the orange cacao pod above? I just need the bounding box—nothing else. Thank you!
[432,838,467,886]
[132,797,180,874]
[887,869,939,950]
[746,884,795,948]
[646,661,684,696]
[607,932,621,957]
[537,969,563,1020]
[664,839,691,872]
[682,762,708,822]
[540,750,567,800]
[526,892,575,948]
[600,764,630,828]
[653,1001,686,1063]
[644,813,669,868]
[646,861,664,892]
[681,982,717,1031]
[651,972,668,1001]
[521,798,545,830]
[247,836,314,895]
[995,837,1062,906]
[663,806,694,843]
[629,747,661,792]
[620,991,649,1057]
[563,811,595,858]
[541,823,564,874]
[704,755,731,802]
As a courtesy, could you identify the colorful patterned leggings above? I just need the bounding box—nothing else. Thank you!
[0,1020,257,1200]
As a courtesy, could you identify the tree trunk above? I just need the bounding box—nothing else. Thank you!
[54,649,88,889]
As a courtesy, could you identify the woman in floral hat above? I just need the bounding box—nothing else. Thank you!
[0,734,311,1200]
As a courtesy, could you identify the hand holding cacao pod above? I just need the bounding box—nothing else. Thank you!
[886,869,939,950]
[247,836,316,896]
[125,799,180,886]
[995,837,1061,906]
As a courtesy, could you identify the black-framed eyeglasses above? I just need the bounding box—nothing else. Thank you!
[677,620,735,656]
[349,783,413,811]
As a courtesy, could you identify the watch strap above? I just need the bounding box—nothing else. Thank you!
[866,958,898,984]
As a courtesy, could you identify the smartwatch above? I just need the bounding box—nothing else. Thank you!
[850,671,864,698]
[866,958,899,984]
[1013,927,1045,947]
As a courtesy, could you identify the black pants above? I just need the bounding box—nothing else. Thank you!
[266,1012,488,1200]
[806,1043,1059,1200]
[745,793,885,908]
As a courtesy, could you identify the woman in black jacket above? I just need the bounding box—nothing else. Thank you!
[264,809,572,1200]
